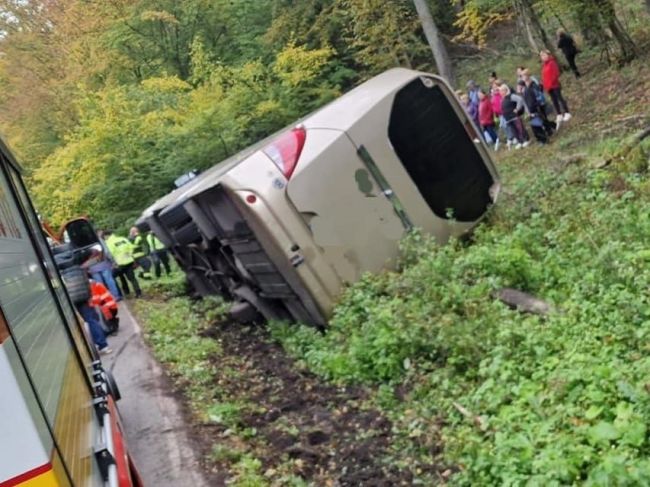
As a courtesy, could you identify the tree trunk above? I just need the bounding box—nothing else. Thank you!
[573,3,604,47]
[646,0,650,15]
[514,0,540,52]
[518,0,560,59]
[412,0,455,86]
[595,0,636,63]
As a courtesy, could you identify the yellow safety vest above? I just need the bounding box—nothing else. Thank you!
[147,233,165,251]
[106,235,135,266]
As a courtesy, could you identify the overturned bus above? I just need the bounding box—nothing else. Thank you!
[137,68,501,327]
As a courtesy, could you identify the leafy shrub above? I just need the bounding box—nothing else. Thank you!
[272,162,650,484]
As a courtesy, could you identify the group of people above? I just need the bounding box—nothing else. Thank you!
[89,226,172,302]
[459,30,581,150]
[66,226,172,355]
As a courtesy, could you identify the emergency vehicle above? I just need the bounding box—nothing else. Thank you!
[0,137,141,486]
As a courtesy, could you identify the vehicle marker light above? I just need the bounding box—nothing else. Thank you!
[246,194,257,204]
[263,126,307,180]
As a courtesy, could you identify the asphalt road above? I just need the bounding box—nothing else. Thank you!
[101,302,208,487]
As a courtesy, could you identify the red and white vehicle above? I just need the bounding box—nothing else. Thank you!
[0,138,141,486]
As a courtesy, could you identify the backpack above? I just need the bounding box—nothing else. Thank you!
[61,267,91,304]
[533,84,546,107]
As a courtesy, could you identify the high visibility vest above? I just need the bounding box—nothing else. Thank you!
[106,235,134,266]
[131,234,149,259]
[89,281,118,320]
[147,233,165,251]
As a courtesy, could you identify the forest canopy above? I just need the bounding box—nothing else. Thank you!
[0,0,645,228]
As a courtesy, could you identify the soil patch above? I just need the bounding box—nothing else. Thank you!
[200,321,440,485]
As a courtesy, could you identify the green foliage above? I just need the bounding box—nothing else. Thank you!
[30,42,339,229]
[273,146,650,483]
[139,268,188,298]
[132,296,221,414]
[231,454,266,487]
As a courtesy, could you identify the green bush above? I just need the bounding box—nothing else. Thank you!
[272,163,650,484]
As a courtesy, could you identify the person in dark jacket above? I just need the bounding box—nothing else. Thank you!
[499,84,529,149]
[520,73,557,143]
[557,29,581,78]
[522,69,556,133]
[519,80,549,144]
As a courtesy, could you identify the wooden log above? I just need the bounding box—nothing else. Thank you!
[495,288,552,315]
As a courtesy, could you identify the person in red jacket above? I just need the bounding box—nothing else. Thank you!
[478,89,499,150]
[540,49,571,124]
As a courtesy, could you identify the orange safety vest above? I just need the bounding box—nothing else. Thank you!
[89,281,118,320]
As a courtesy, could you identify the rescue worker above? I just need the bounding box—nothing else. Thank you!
[105,230,142,298]
[89,279,119,335]
[146,231,171,277]
[129,226,152,279]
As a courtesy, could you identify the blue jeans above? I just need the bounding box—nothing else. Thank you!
[76,303,108,350]
[91,268,122,300]
[481,124,499,145]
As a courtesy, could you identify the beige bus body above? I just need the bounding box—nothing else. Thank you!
[138,68,500,326]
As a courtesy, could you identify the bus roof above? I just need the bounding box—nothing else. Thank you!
[140,68,434,221]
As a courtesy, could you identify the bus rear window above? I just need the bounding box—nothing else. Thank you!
[388,78,494,222]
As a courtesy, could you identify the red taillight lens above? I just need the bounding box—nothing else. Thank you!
[263,127,306,180]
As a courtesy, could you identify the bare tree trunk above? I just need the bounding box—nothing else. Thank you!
[519,0,560,58]
[595,0,636,63]
[514,0,540,52]
[412,0,455,86]
[573,3,604,47]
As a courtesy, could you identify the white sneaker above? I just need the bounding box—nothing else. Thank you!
[494,139,500,152]
[515,143,522,149]
[563,113,572,121]
[99,347,113,355]
[522,141,531,148]
[507,140,512,150]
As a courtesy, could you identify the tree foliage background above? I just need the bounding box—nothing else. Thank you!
[0,0,646,228]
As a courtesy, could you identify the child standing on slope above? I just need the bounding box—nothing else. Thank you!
[460,93,479,130]
[491,80,506,141]
[478,89,499,150]
[499,84,530,149]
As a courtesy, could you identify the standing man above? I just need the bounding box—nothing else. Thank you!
[146,231,171,278]
[105,230,142,298]
[129,227,152,280]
